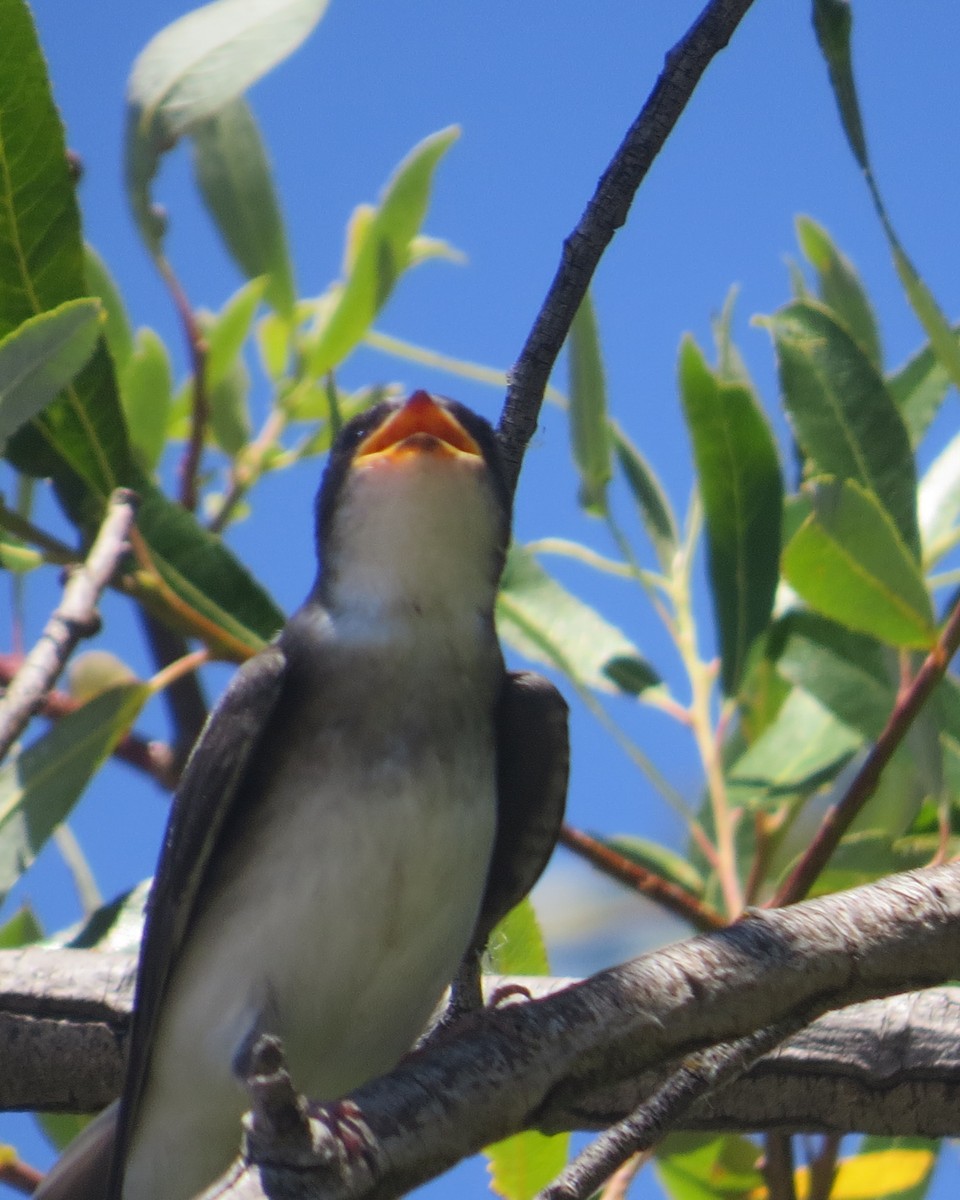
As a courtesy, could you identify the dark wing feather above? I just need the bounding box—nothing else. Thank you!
[107,646,288,1200]
[473,669,569,954]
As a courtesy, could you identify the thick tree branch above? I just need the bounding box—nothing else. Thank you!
[497,0,758,489]
[6,866,960,1197]
[0,489,138,764]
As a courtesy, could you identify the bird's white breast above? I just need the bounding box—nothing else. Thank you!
[124,612,500,1200]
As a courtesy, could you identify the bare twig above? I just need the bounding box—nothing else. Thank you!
[772,593,960,906]
[537,1020,801,1200]
[762,1133,797,1200]
[497,0,758,489]
[138,612,208,770]
[0,1155,43,1195]
[559,824,726,932]
[0,489,138,765]
[155,255,210,513]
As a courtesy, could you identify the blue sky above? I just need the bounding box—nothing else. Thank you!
[4,1,960,1196]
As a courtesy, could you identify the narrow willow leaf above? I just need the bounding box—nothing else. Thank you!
[135,478,284,654]
[191,98,296,317]
[656,1134,764,1200]
[487,897,549,976]
[782,477,936,649]
[486,1131,570,1200]
[62,879,150,953]
[496,544,645,692]
[602,834,705,898]
[887,339,952,450]
[37,1114,93,1154]
[0,904,42,948]
[307,127,459,378]
[0,684,149,901]
[679,337,783,695]
[775,612,895,740]
[611,422,678,571]
[0,300,102,447]
[919,429,960,564]
[770,300,919,556]
[125,0,330,254]
[728,687,862,803]
[796,215,882,368]
[120,328,173,472]
[208,360,252,456]
[710,286,752,385]
[84,245,135,371]
[813,0,960,395]
[0,0,133,510]
[567,292,611,514]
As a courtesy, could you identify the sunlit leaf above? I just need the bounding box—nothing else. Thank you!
[496,544,647,692]
[795,1143,937,1200]
[307,127,459,378]
[84,245,134,371]
[125,0,330,254]
[602,834,705,898]
[191,98,296,317]
[919,429,960,565]
[120,328,172,471]
[487,897,549,977]
[486,1132,570,1200]
[656,1133,763,1200]
[782,477,936,649]
[775,612,895,740]
[567,291,611,514]
[803,831,946,899]
[0,904,42,948]
[0,300,102,447]
[611,422,678,571]
[796,215,882,368]
[679,337,783,694]
[769,300,919,556]
[887,339,953,450]
[0,684,149,902]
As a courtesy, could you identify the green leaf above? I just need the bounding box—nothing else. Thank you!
[679,337,783,694]
[656,1133,763,1200]
[818,1140,937,1200]
[0,903,42,948]
[611,422,678,571]
[602,834,705,898]
[887,339,952,449]
[769,300,919,556]
[125,0,330,255]
[919,429,960,565]
[0,684,149,902]
[603,654,661,695]
[120,328,173,472]
[0,300,102,447]
[782,477,937,649]
[36,1114,93,1154]
[84,245,134,371]
[0,0,134,512]
[728,687,861,804]
[796,215,882,369]
[487,897,549,977]
[205,277,269,388]
[486,1131,570,1200]
[566,291,611,514]
[191,97,296,317]
[307,127,459,378]
[496,544,647,692]
[813,0,960,396]
[135,478,284,655]
[803,831,946,899]
[63,879,149,953]
[775,612,895,740]
[208,360,252,456]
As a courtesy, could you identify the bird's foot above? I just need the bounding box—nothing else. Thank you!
[309,1098,376,1175]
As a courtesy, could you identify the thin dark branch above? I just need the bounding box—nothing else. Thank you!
[156,254,210,513]
[772,592,960,906]
[0,490,138,765]
[538,1020,802,1200]
[137,611,208,770]
[496,0,758,490]
[560,824,726,932]
[762,1134,797,1200]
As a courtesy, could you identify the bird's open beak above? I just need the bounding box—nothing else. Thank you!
[354,391,483,462]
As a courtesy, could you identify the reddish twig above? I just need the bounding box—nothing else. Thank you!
[156,255,209,512]
[0,490,139,765]
[0,1155,43,1195]
[560,824,727,932]
[772,597,960,907]
[497,0,758,491]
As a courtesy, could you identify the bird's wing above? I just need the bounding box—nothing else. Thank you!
[107,646,288,1200]
[472,669,569,955]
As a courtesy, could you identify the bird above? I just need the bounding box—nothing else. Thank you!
[36,390,569,1200]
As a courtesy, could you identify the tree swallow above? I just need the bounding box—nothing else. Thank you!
[37,391,568,1200]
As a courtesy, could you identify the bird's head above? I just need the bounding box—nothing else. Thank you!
[314,392,511,621]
